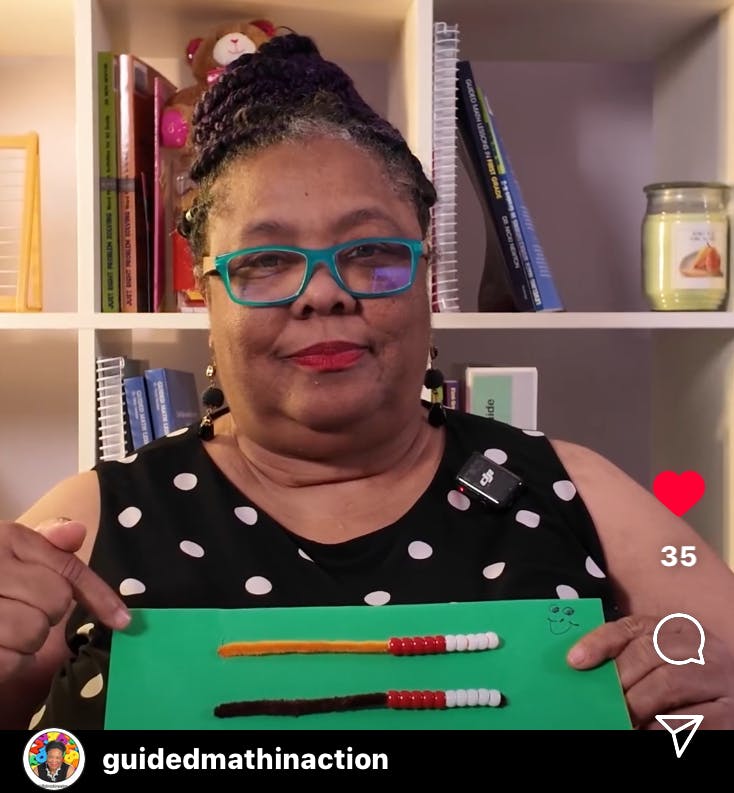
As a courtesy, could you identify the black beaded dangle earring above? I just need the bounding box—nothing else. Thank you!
[198,362,225,440]
[424,345,446,427]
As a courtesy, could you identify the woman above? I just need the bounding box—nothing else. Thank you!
[0,34,733,731]
[32,740,75,783]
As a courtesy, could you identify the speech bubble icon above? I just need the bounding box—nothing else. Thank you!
[653,613,705,666]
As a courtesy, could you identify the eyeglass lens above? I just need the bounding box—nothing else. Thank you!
[225,241,414,302]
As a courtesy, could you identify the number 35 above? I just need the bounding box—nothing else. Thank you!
[661,545,697,567]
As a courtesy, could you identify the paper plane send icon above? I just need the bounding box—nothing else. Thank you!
[655,715,704,758]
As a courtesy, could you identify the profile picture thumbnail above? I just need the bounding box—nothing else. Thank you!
[23,729,85,788]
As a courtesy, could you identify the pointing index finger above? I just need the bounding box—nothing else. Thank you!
[12,525,131,630]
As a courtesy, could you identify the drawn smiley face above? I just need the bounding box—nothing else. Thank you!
[547,605,579,635]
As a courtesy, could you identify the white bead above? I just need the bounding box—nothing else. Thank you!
[467,689,479,706]
[456,634,468,651]
[476,633,489,651]
[467,634,478,651]
[456,689,468,707]
[486,631,499,649]
[489,690,502,707]
[445,634,457,652]
[445,690,457,708]
[478,688,490,706]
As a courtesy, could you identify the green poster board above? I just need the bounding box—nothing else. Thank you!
[105,598,631,729]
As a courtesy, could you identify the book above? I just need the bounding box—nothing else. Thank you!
[456,61,533,312]
[118,54,171,312]
[98,52,120,313]
[464,367,538,430]
[478,87,563,312]
[144,367,200,438]
[152,72,178,312]
[123,374,154,450]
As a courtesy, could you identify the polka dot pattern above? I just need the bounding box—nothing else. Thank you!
[364,590,391,606]
[516,509,541,528]
[245,576,272,595]
[553,480,577,501]
[167,427,190,438]
[585,556,606,578]
[173,473,198,491]
[408,540,433,560]
[484,448,508,465]
[28,705,46,730]
[235,506,258,525]
[118,506,142,528]
[447,490,471,511]
[119,578,146,596]
[180,540,205,558]
[76,622,94,636]
[80,673,104,699]
[482,562,506,580]
[44,408,620,730]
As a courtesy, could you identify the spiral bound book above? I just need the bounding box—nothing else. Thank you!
[431,22,461,312]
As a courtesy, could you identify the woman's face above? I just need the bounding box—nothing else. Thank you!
[46,749,63,769]
[206,136,431,433]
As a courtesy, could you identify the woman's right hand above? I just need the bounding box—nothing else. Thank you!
[0,519,130,684]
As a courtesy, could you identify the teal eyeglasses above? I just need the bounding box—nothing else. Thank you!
[202,237,426,307]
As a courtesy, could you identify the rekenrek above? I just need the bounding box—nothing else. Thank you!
[102,747,389,774]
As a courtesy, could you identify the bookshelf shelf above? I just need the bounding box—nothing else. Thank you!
[431,312,734,330]
[3,0,734,572]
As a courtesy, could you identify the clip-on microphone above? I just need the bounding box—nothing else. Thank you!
[456,451,524,510]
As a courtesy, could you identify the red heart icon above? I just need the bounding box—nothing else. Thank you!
[653,471,705,516]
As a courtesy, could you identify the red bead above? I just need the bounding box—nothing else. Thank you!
[387,690,400,708]
[435,691,447,709]
[388,637,403,655]
[410,691,423,708]
[421,690,435,708]
[413,636,427,654]
[435,635,447,653]
[401,637,416,655]
[398,690,412,708]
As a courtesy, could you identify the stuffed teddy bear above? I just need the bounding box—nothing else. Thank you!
[160,18,277,157]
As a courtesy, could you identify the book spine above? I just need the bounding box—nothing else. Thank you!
[480,89,564,312]
[456,62,534,311]
[123,375,153,449]
[98,52,120,313]
[144,368,171,438]
[118,54,137,312]
[443,379,462,410]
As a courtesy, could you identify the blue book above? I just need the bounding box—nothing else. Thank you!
[479,87,564,312]
[144,368,200,439]
[123,375,154,450]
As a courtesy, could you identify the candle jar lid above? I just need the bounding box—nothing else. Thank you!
[643,181,731,213]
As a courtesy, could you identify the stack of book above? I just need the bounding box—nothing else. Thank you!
[96,356,201,459]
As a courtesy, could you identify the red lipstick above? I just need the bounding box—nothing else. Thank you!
[289,341,366,372]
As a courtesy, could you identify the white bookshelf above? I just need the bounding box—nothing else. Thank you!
[2,0,734,569]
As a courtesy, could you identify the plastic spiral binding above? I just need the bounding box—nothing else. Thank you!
[431,22,461,313]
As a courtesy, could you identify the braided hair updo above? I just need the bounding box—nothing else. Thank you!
[183,33,437,279]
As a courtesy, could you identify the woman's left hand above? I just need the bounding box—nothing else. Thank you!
[567,614,734,729]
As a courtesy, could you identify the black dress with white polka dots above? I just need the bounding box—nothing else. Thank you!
[31,406,621,730]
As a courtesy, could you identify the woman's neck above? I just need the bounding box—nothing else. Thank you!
[221,403,437,490]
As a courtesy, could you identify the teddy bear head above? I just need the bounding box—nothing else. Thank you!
[189,19,277,86]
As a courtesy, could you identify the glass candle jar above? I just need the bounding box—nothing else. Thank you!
[642,181,730,310]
